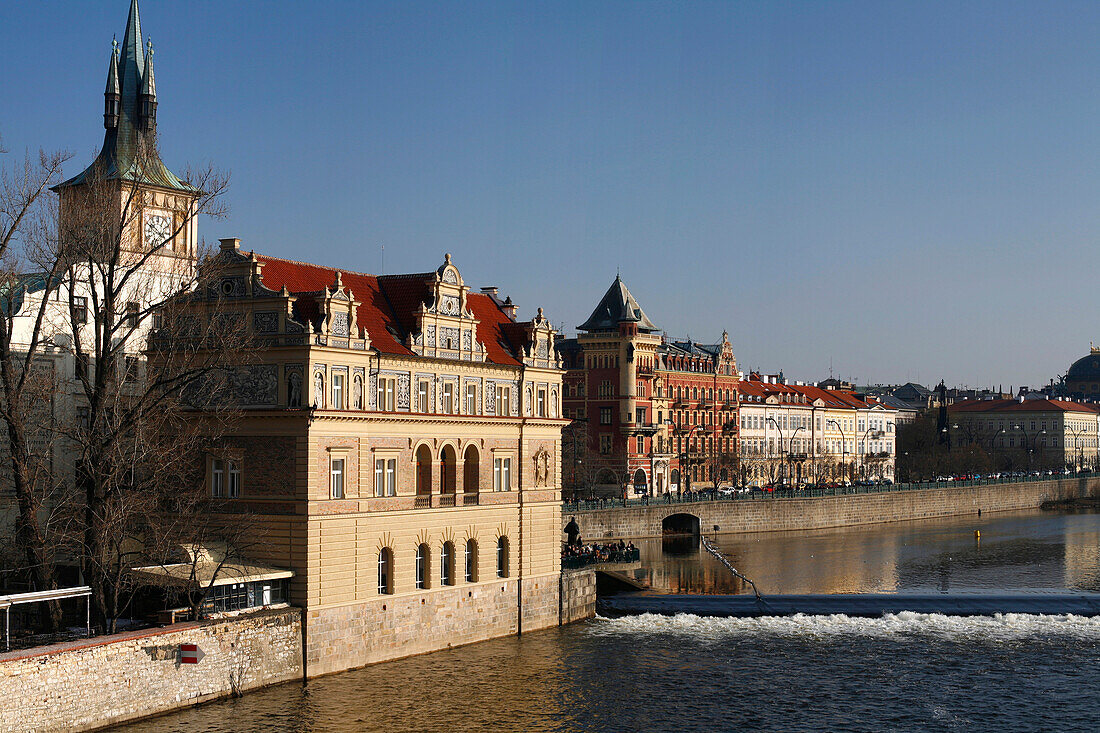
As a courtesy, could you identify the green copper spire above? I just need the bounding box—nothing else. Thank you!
[57,0,192,192]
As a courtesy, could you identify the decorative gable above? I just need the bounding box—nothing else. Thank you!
[410,254,487,362]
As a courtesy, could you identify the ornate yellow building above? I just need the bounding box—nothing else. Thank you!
[182,240,566,676]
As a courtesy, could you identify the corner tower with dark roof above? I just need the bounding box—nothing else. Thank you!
[54,0,200,270]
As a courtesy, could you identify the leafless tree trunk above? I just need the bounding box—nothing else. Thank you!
[55,133,250,632]
[0,146,72,630]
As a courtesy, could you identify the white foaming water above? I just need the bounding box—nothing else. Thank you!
[588,612,1100,641]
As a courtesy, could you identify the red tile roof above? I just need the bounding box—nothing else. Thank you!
[253,253,523,366]
[949,398,1100,414]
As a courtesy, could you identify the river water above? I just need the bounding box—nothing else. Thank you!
[117,509,1100,732]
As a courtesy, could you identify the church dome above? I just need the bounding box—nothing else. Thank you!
[1067,352,1100,381]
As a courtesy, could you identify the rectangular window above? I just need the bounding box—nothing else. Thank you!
[332,373,345,409]
[75,353,89,381]
[466,383,477,415]
[419,380,430,412]
[376,377,395,411]
[537,388,547,417]
[72,296,88,325]
[227,460,241,498]
[636,436,645,454]
[211,458,225,497]
[331,458,345,499]
[600,435,612,455]
[124,356,139,381]
[600,407,612,425]
[124,302,139,329]
[636,407,646,424]
[442,382,455,414]
[496,385,511,416]
[375,458,397,497]
[493,457,512,491]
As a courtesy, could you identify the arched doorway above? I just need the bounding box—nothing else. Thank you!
[463,445,480,502]
[416,445,432,506]
[632,469,647,495]
[670,468,680,492]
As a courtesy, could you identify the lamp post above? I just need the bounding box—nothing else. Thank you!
[1013,424,1046,472]
[565,418,588,500]
[860,425,884,481]
[827,419,849,484]
[766,416,785,487]
[1067,424,1086,474]
[788,425,806,487]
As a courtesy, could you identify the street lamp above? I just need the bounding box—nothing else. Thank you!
[788,425,806,487]
[1013,424,1046,472]
[1067,423,1086,474]
[564,417,588,500]
[827,419,849,485]
[766,416,786,487]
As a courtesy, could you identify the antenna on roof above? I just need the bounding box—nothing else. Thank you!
[380,243,384,274]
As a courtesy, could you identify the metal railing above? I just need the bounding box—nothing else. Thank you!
[563,470,1099,512]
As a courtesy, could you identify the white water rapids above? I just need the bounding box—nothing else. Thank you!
[587,611,1100,641]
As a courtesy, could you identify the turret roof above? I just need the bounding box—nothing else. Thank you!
[578,276,658,333]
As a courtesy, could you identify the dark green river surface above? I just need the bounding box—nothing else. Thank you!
[116,509,1100,732]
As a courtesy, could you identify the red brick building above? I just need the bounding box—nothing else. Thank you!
[557,277,738,497]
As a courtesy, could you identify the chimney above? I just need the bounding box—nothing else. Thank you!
[220,237,241,252]
[501,296,518,321]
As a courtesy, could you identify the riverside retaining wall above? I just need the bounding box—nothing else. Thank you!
[0,607,303,733]
[567,477,1100,540]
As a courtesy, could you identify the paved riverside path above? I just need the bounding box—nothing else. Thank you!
[561,475,1100,540]
[599,592,1100,618]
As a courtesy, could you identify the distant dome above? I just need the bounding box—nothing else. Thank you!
[1067,353,1100,381]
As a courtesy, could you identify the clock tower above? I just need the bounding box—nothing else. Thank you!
[53,0,200,277]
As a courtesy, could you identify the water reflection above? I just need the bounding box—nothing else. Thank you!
[112,509,1100,733]
[634,509,1100,595]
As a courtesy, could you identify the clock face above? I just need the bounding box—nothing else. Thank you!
[144,213,172,248]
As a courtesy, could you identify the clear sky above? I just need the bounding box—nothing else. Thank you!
[4,1,1099,389]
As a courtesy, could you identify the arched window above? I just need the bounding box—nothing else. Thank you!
[496,536,509,578]
[416,445,432,497]
[441,541,455,586]
[465,539,478,582]
[378,547,393,595]
[463,445,480,497]
[441,445,457,494]
[415,543,430,589]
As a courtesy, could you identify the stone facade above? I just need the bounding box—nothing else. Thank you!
[567,476,1100,540]
[0,608,302,733]
[166,245,568,678]
[560,569,597,625]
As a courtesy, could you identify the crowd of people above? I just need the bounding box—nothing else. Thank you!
[561,538,639,565]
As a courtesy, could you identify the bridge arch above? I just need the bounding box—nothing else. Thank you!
[662,512,700,536]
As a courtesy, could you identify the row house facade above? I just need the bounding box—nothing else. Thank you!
[558,277,738,496]
[947,398,1100,471]
[738,375,897,485]
[167,244,566,676]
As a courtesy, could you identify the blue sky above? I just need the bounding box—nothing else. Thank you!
[4,1,1100,389]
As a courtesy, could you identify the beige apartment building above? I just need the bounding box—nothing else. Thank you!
[738,375,896,485]
[948,398,1100,471]
[175,241,566,676]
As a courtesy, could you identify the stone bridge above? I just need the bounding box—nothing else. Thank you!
[562,476,1100,541]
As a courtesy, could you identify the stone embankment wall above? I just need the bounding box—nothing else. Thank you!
[304,568,595,678]
[560,569,596,624]
[569,477,1100,540]
[0,607,302,733]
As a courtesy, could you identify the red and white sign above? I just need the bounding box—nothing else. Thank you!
[180,644,205,664]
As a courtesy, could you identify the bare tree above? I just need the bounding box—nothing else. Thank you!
[0,146,73,630]
[52,131,253,632]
